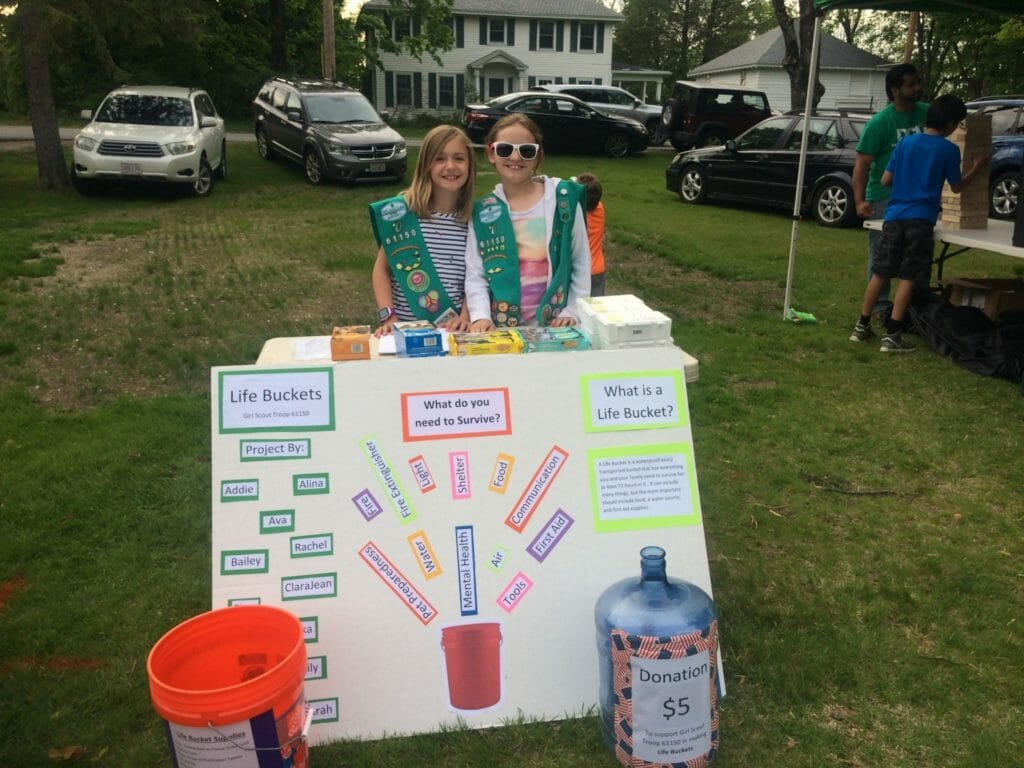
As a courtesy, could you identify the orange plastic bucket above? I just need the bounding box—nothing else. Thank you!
[147,605,309,768]
[440,622,502,710]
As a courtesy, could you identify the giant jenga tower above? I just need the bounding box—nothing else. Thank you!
[941,112,991,230]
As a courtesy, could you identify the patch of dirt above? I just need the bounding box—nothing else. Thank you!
[604,241,779,324]
[0,576,28,612]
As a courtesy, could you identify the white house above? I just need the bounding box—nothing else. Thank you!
[359,0,623,114]
[689,27,892,112]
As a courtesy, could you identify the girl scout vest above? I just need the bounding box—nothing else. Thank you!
[471,180,584,326]
[368,196,458,323]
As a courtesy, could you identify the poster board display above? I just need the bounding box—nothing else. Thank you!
[210,344,715,743]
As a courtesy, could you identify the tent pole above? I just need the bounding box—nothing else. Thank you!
[783,13,824,320]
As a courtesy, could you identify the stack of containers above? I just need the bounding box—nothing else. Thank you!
[577,294,674,349]
[577,295,699,383]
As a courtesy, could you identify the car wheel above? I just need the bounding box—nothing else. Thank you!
[69,166,102,197]
[662,101,683,129]
[304,149,325,185]
[192,158,213,197]
[604,133,631,158]
[677,165,707,204]
[700,131,726,147]
[214,141,227,181]
[669,136,690,152]
[990,170,1019,220]
[812,179,855,227]
[646,120,667,146]
[256,127,274,160]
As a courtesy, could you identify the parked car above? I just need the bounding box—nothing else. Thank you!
[461,91,648,158]
[966,96,1023,220]
[533,84,666,145]
[70,85,226,197]
[665,110,870,227]
[661,81,772,151]
[253,77,407,184]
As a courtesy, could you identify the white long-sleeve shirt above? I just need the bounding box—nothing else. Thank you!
[464,176,591,326]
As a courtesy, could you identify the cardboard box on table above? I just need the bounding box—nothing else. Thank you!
[210,341,715,744]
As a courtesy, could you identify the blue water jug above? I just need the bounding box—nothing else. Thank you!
[594,545,719,767]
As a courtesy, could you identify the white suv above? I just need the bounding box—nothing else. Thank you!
[533,84,666,145]
[71,86,227,197]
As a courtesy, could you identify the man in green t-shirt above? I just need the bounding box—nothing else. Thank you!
[852,64,928,325]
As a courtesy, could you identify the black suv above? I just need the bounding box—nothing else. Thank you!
[966,96,1023,220]
[661,81,772,151]
[253,77,407,184]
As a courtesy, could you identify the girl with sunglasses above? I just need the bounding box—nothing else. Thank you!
[464,114,591,330]
[369,125,477,336]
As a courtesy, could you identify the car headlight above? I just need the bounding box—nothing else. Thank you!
[395,141,407,157]
[74,135,97,151]
[164,141,196,156]
[327,141,354,156]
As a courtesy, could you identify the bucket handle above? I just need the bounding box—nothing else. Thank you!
[204,704,313,753]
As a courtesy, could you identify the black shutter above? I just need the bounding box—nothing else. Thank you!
[429,73,437,108]
[597,24,605,53]
[479,18,487,44]
[529,20,537,51]
[456,74,465,106]
[507,18,515,46]
[556,21,564,52]
[385,71,394,108]
[456,16,464,48]
[414,73,423,108]
[570,21,578,52]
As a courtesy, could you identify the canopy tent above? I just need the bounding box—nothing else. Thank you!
[782,0,1021,320]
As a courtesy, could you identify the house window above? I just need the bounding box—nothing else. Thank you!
[538,21,555,50]
[578,23,595,51]
[438,75,455,108]
[396,74,413,106]
[392,16,412,42]
[488,18,505,44]
[537,77,555,86]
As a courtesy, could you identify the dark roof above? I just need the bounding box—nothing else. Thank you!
[361,0,621,21]
[691,27,888,75]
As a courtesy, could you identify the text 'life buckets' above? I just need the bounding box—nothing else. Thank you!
[147,605,310,768]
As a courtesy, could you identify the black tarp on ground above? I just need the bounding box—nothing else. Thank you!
[908,294,1024,383]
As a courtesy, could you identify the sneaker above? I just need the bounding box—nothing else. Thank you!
[880,332,916,353]
[849,321,875,342]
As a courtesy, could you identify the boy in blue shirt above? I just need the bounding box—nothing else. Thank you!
[850,95,989,353]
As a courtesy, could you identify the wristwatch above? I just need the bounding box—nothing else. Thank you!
[376,306,396,324]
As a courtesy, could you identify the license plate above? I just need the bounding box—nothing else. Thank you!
[120,162,143,176]
[369,163,386,173]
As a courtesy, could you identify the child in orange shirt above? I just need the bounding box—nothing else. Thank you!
[576,172,606,297]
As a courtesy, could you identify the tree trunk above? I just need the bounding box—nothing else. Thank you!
[771,0,825,111]
[18,0,69,190]
[270,0,287,71]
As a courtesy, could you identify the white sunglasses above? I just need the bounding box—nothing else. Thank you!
[489,142,540,160]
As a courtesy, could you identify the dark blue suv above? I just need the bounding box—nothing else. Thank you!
[967,97,1023,220]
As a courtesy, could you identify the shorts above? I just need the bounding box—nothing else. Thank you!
[873,219,934,282]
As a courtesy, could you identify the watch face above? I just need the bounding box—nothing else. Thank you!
[377,307,393,323]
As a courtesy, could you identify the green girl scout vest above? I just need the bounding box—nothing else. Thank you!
[470,179,584,326]
[368,195,457,323]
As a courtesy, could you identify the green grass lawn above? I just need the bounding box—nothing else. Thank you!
[0,142,1021,767]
